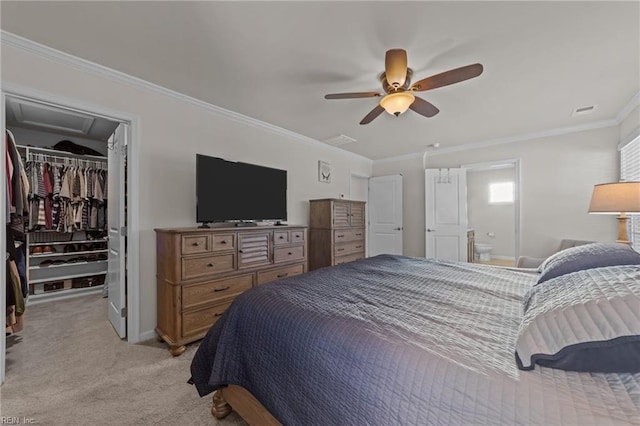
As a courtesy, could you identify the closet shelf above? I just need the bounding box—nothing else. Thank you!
[28,285,104,303]
[29,269,107,284]
[31,249,108,258]
[30,239,108,246]
[29,259,108,271]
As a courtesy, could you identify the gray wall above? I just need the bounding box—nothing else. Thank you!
[373,125,620,259]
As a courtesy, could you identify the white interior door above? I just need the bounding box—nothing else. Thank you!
[425,168,467,261]
[369,175,403,256]
[108,123,127,338]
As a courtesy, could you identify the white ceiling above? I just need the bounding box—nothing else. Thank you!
[1,1,638,160]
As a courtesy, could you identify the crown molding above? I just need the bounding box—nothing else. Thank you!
[374,93,639,165]
[375,118,619,164]
[0,31,372,164]
[616,91,640,124]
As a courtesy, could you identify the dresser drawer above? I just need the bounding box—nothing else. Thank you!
[182,298,233,338]
[257,264,304,285]
[335,240,365,256]
[334,228,365,243]
[291,230,305,243]
[273,230,290,245]
[212,233,235,251]
[181,234,210,255]
[182,274,253,310]
[274,245,305,263]
[335,252,365,265]
[182,253,235,280]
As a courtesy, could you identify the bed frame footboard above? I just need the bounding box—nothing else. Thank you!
[211,385,282,426]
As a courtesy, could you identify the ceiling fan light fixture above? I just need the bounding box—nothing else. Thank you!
[380,92,415,116]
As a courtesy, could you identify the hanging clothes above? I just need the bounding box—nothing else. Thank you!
[25,158,108,232]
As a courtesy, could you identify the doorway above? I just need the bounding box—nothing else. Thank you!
[464,160,520,265]
[1,87,139,385]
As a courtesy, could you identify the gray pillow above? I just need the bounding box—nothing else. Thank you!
[516,264,640,372]
[537,242,640,284]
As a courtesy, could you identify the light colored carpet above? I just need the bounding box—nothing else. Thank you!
[1,294,246,426]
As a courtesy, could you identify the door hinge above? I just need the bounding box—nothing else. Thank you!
[120,226,127,236]
[121,307,128,318]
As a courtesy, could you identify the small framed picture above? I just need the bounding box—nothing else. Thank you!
[318,161,331,183]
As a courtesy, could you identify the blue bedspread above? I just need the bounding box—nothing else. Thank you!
[190,255,640,425]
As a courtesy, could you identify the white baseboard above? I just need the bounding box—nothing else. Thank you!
[138,329,158,343]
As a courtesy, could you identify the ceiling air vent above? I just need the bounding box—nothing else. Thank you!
[321,134,356,147]
[571,105,596,117]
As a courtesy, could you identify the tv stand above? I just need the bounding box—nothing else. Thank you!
[234,222,258,227]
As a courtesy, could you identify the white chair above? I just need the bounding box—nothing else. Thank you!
[516,239,595,269]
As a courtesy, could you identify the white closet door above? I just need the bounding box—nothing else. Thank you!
[108,123,127,338]
[425,168,468,261]
[369,175,403,256]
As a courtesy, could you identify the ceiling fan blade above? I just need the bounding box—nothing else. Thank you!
[410,63,483,92]
[385,49,408,88]
[325,92,381,100]
[409,97,440,118]
[360,105,385,125]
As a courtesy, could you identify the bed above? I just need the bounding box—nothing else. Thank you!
[190,249,640,425]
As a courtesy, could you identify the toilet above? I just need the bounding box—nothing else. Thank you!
[474,243,493,261]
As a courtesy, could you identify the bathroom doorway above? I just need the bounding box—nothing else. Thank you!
[464,160,520,266]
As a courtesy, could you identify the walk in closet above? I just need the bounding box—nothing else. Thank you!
[4,94,128,345]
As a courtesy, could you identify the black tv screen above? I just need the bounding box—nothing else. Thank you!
[196,155,287,223]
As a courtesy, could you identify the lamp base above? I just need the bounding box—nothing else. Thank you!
[616,215,631,245]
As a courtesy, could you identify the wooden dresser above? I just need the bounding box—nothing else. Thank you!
[155,225,308,356]
[308,199,366,270]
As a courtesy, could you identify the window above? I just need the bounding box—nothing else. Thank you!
[620,135,640,250]
[489,182,514,204]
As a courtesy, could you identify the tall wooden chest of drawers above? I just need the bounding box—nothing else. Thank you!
[308,199,366,270]
[155,225,307,355]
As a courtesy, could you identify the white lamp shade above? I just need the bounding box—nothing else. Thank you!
[588,181,640,214]
[379,92,415,116]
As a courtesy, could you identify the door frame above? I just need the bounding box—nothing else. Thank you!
[349,172,370,256]
[462,158,521,262]
[1,83,141,384]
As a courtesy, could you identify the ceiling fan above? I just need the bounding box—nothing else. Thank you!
[325,49,483,125]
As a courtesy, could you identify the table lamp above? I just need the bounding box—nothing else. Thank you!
[588,181,640,244]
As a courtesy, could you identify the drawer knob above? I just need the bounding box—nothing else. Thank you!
[279,236,284,239]
[276,273,289,278]
[193,242,200,246]
[220,240,227,244]
[337,248,344,252]
[337,235,344,238]
[288,252,292,255]
[214,286,230,292]
[239,249,244,253]
[207,263,215,267]
[355,233,362,236]
[356,245,362,249]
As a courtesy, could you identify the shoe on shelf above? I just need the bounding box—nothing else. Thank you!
[32,246,43,255]
[42,245,57,253]
[63,244,77,253]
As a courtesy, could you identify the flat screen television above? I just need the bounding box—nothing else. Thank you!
[196,154,287,225]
